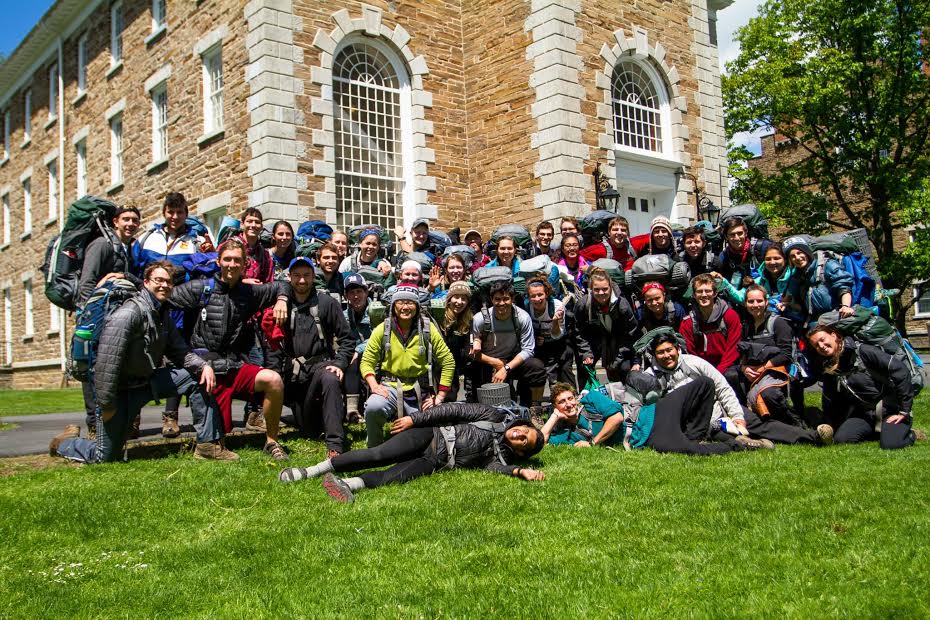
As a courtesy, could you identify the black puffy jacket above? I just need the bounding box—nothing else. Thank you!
[168,277,289,368]
[573,282,640,368]
[95,289,206,408]
[821,338,914,415]
[410,403,524,475]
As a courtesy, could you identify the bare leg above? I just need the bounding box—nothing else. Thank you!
[255,369,284,444]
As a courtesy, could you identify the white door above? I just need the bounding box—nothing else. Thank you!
[619,190,658,238]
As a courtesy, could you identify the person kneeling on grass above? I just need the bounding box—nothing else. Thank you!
[278,402,545,503]
[50,262,232,462]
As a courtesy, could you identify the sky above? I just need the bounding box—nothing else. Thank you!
[0,1,56,59]
[716,0,766,155]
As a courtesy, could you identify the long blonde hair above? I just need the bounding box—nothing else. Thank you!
[443,293,473,335]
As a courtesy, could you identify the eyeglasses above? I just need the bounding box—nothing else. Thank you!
[149,277,174,287]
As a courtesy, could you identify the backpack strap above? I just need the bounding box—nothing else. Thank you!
[602,240,613,260]
[198,278,216,323]
[469,420,508,465]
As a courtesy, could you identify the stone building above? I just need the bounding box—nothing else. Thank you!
[0,0,732,387]
[749,132,929,345]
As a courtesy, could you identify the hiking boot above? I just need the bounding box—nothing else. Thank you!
[528,404,550,427]
[245,409,267,432]
[193,441,240,461]
[263,440,289,461]
[327,449,341,460]
[322,473,354,503]
[734,435,775,451]
[913,428,927,442]
[86,424,96,441]
[161,412,181,438]
[49,424,81,456]
[816,424,834,446]
[128,415,141,440]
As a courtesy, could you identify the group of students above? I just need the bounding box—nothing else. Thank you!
[47,195,924,503]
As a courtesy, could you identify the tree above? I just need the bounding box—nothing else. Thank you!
[724,0,930,327]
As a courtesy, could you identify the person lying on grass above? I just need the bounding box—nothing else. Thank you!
[541,382,626,447]
[278,402,546,503]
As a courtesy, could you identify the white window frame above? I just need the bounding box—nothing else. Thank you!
[3,287,11,364]
[76,140,87,198]
[201,44,224,134]
[47,159,58,221]
[22,177,31,235]
[1,192,9,246]
[3,110,9,160]
[23,90,31,144]
[611,57,673,158]
[909,230,930,318]
[110,114,123,186]
[152,0,166,31]
[49,300,59,333]
[332,37,415,231]
[110,2,124,66]
[48,63,58,123]
[23,278,34,338]
[77,34,88,94]
[202,207,226,242]
[151,83,168,162]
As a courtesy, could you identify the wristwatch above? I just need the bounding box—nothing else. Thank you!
[503,364,511,374]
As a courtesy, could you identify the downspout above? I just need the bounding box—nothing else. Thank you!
[57,37,66,383]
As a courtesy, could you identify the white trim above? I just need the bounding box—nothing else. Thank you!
[193,25,228,58]
[145,25,167,46]
[76,33,88,95]
[11,357,63,370]
[20,270,33,283]
[71,125,90,146]
[611,56,673,158]
[47,62,59,123]
[43,148,59,166]
[19,167,32,183]
[104,98,126,121]
[196,190,231,215]
[144,65,172,93]
[110,2,124,66]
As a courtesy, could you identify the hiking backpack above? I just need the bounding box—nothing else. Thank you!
[296,220,334,243]
[427,230,453,256]
[623,254,691,295]
[68,278,139,381]
[488,224,533,259]
[806,230,877,309]
[215,216,241,245]
[519,254,560,290]
[441,245,477,271]
[633,326,689,369]
[41,196,121,312]
[579,210,618,247]
[348,224,393,258]
[473,265,514,296]
[719,203,769,240]
[585,258,625,289]
[817,306,924,396]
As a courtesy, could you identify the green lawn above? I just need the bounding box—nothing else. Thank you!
[0,388,85,416]
[1,396,929,617]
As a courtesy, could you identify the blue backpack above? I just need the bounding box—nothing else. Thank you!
[181,251,219,279]
[296,220,333,242]
[69,279,138,381]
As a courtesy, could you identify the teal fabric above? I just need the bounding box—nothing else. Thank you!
[548,389,625,446]
[629,403,656,449]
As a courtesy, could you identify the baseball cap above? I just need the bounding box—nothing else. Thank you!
[411,218,431,230]
[343,273,368,291]
[288,257,315,271]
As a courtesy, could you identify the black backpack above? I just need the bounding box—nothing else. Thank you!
[41,196,120,312]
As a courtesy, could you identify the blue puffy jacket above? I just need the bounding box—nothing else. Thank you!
[795,257,853,324]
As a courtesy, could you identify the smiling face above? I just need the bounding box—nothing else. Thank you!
[536,227,553,250]
[609,222,628,247]
[242,215,264,245]
[319,248,339,276]
[654,341,680,370]
[447,292,468,315]
[330,232,348,258]
[497,239,516,265]
[393,299,418,322]
[113,211,140,243]
[591,276,611,306]
[643,287,666,316]
[412,224,429,248]
[652,227,671,250]
[346,287,368,311]
[491,290,513,317]
[218,246,245,284]
[788,248,809,269]
[809,330,840,358]
[504,425,540,457]
[553,388,579,421]
[560,221,578,235]
[445,257,465,282]
[726,224,747,251]
[694,281,715,309]
[763,248,786,276]
[465,233,482,253]
[288,264,314,297]
[745,289,767,320]
[163,204,187,235]
[683,233,704,258]
[273,224,293,252]
[144,267,174,303]
[399,266,422,285]
[561,237,579,260]
[359,234,380,262]
[528,284,547,311]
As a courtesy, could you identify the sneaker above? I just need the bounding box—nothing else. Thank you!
[734,435,775,450]
[816,424,834,445]
[245,409,267,432]
[161,412,181,439]
[327,449,341,460]
[193,441,240,461]
[49,424,81,456]
[263,440,289,461]
[128,415,141,440]
[322,473,354,503]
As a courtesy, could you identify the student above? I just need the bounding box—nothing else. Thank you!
[269,257,355,457]
[488,236,521,276]
[464,229,490,272]
[439,281,474,402]
[395,218,437,258]
[167,239,291,460]
[343,274,372,423]
[315,242,345,304]
[727,286,834,445]
[636,282,686,332]
[133,193,210,438]
[533,221,557,259]
[574,267,640,382]
[339,229,393,279]
[559,217,579,237]
[557,233,588,289]
[679,226,714,277]
[50,262,232,462]
[429,252,469,299]
[713,217,771,295]
[77,205,142,439]
[237,208,274,284]
[647,216,676,258]
[329,230,349,260]
[715,243,802,321]
[807,325,917,449]
[580,216,638,270]
[360,285,456,447]
[269,221,295,280]
[783,236,854,325]
[278,402,545,503]
[470,281,548,407]
[541,382,625,447]
[679,274,742,375]
[525,278,574,389]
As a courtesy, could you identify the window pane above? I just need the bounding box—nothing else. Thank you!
[612,61,664,153]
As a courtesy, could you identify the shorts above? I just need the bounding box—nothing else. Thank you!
[213,363,263,433]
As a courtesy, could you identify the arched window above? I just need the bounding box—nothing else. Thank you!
[332,40,412,230]
[611,59,669,155]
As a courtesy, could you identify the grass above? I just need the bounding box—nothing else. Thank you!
[0,388,85,416]
[0,395,928,617]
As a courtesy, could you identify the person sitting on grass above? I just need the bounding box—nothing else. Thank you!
[541,382,626,447]
[807,325,920,450]
[278,402,546,503]
[361,285,456,447]
[50,262,231,462]
[167,239,291,461]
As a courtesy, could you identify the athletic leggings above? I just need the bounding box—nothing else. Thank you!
[646,376,733,456]
[331,427,440,488]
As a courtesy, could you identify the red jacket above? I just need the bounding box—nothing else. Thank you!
[679,300,742,374]
[580,233,650,271]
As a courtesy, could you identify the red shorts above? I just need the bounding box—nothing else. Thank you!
[213,363,263,433]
